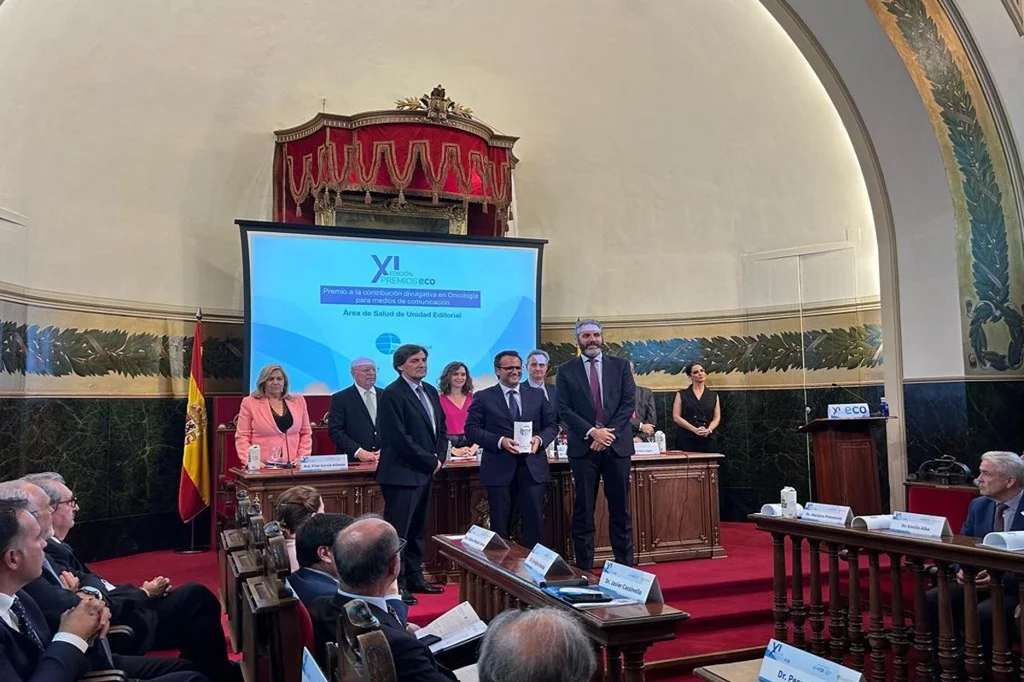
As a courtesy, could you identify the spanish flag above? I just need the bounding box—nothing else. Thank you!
[178,314,210,523]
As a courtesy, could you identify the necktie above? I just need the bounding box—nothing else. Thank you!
[994,502,1009,532]
[508,390,521,421]
[364,389,377,423]
[588,358,604,427]
[415,386,435,433]
[387,599,408,625]
[10,597,45,651]
[42,558,62,585]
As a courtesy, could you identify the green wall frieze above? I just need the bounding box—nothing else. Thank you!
[542,324,883,376]
[0,320,243,379]
[876,0,1024,372]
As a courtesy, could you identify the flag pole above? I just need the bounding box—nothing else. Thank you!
[176,308,208,554]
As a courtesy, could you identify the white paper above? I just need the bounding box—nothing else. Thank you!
[983,530,1024,551]
[632,442,660,455]
[514,421,533,453]
[416,602,487,653]
[453,664,479,682]
[852,514,892,530]
[802,502,853,527]
[760,503,804,517]
[889,511,952,539]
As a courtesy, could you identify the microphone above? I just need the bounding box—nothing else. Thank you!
[830,382,867,404]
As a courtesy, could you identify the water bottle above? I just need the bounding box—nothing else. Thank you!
[654,430,667,453]
[780,486,798,518]
[879,396,889,418]
[247,444,261,472]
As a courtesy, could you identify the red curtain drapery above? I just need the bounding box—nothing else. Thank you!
[273,109,518,223]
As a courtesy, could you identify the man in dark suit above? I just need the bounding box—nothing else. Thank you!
[926,451,1024,671]
[288,513,355,607]
[376,344,447,604]
[555,318,636,569]
[0,496,206,682]
[631,379,657,442]
[523,349,557,411]
[466,350,558,549]
[329,357,383,463]
[22,473,237,682]
[308,517,456,681]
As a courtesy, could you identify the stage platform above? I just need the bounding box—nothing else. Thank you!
[92,521,780,680]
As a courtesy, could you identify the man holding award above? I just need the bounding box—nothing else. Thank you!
[465,350,559,549]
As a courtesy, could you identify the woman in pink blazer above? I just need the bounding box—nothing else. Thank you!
[235,364,313,467]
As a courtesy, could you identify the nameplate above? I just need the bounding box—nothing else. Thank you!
[523,544,574,581]
[599,560,663,603]
[460,525,509,553]
[302,647,329,682]
[299,455,349,472]
[801,502,853,527]
[633,442,661,456]
[889,511,952,539]
[758,639,863,682]
[827,403,871,419]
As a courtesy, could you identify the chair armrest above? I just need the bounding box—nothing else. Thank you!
[81,670,127,682]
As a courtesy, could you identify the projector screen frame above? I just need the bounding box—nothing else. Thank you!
[237,218,547,394]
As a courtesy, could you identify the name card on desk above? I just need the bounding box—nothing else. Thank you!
[599,561,663,603]
[827,403,871,419]
[460,525,509,553]
[889,511,952,539]
[523,544,574,581]
[758,639,863,682]
[632,442,661,455]
[299,455,349,472]
[801,502,853,527]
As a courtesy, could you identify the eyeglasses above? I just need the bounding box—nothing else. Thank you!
[498,366,522,372]
[52,497,78,511]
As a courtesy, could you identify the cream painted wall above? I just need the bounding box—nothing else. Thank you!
[0,0,877,319]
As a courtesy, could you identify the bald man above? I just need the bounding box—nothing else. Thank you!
[308,516,456,681]
[329,358,383,463]
[477,608,596,682]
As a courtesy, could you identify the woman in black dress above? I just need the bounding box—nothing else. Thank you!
[672,362,721,452]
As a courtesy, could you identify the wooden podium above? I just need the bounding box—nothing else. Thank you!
[798,417,886,515]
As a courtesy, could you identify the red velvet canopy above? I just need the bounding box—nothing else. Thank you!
[273,90,518,229]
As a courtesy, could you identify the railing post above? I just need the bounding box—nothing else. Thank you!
[960,566,983,682]
[888,552,909,682]
[791,535,806,648]
[772,532,789,642]
[989,571,1012,682]
[828,541,847,663]
[867,551,886,682]
[910,557,933,682]
[935,562,958,682]
[847,547,865,672]
[808,539,826,657]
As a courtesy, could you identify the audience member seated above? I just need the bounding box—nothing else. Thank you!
[235,363,313,468]
[438,361,478,459]
[0,485,207,682]
[329,357,383,463]
[275,485,324,572]
[309,516,457,681]
[926,450,1024,673]
[288,513,354,607]
[478,607,595,682]
[21,472,237,681]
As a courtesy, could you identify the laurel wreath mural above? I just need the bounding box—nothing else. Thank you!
[883,0,1023,370]
[0,320,243,379]
[543,324,883,375]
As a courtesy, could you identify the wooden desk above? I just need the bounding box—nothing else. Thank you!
[693,658,761,682]
[230,452,725,582]
[434,535,689,682]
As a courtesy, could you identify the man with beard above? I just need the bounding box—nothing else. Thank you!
[555,319,636,569]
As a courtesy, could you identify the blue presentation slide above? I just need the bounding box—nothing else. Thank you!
[244,228,541,394]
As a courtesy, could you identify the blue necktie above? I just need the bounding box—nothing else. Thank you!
[11,597,44,651]
[508,390,521,421]
[415,386,436,433]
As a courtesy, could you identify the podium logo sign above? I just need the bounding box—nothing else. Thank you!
[828,403,870,419]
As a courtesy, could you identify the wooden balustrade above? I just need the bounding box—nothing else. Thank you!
[752,514,1024,682]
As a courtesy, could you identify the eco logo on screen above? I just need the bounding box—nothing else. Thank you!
[371,255,436,286]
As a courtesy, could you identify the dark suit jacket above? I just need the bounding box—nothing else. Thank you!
[960,495,1024,593]
[287,568,338,609]
[520,381,557,416]
[465,384,558,487]
[0,590,90,682]
[375,377,448,487]
[308,593,454,681]
[328,385,381,460]
[630,386,657,436]
[555,354,636,458]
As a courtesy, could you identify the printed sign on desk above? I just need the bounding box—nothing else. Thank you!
[523,544,574,582]
[599,561,663,604]
[827,403,871,419]
[460,525,510,553]
[299,455,349,472]
[889,511,952,539]
[801,502,853,527]
[632,442,661,456]
[758,639,863,682]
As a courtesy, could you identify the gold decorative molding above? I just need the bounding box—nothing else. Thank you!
[394,84,474,122]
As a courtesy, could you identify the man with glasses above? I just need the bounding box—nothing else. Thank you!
[309,516,458,681]
[20,473,238,682]
[466,350,558,549]
[329,357,383,463]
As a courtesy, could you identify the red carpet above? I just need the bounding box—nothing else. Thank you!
[91,522,782,679]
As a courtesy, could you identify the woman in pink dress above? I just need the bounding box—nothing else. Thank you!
[438,361,479,458]
[235,364,313,467]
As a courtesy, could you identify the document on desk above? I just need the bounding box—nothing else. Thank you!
[415,602,487,653]
[453,663,479,682]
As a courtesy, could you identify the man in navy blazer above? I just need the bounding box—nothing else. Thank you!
[288,513,355,607]
[329,358,383,463]
[376,344,448,603]
[555,319,636,569]
[926,451,1024,668]
[466,350,559,549]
